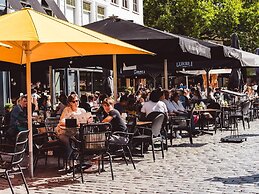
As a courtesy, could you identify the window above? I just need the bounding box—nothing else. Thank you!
[111,0,118,5]
[122,0,128,9]
[97,6,105,21]
[133,0,138,12]
[0,0,6,15]
[20,0,30,8]
[66,0,76,23]
[66,0,75,7]
[82,1,91,25]
[41,0,48,7]
[83,1,90,12]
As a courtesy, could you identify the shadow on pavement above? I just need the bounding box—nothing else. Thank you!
[206,174,259,185]
[171,143,208,148]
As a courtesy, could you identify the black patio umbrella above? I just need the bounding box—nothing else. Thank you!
[228,33,244,91]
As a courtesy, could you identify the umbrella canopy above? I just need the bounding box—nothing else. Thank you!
[84,16,211,65]
[0,10,151,65]
[0,8,152,177]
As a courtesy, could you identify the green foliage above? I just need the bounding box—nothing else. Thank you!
[144,0,259,52]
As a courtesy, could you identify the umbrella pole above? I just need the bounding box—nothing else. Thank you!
[113,54,117,101]
[164,59,168,89]
[25,42,34,178]
[205,68,210,98]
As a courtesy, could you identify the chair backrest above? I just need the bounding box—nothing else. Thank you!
[151,114,164,137]
[79,123,112,151]
[11,130,29,166]
[126,116,137,133]
[242,101,251,115]
[45,117,60,132]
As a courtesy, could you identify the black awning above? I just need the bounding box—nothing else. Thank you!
[27,0,46,14]
[44,0,67,21]
[7,0,23,11]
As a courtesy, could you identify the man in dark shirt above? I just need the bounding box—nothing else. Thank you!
[102,97,128,146]
[102,97,127,132]
[6,95,28,144]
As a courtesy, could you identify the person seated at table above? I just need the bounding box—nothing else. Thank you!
[102,97,127,133]
[114,94,128,114]
[55,94,93,166]
[206,87,216,103]
[55,93,67,116]
[171,92,188,116]
[162,90,177,116]
[140,88,168,121]
[101,97,129,146]
[6,95,28,145]
[79,94,91,112]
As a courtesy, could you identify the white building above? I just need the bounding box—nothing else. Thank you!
[60,0,143,25]
[2,0,143,25]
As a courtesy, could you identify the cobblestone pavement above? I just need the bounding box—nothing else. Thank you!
[1,121,259,194]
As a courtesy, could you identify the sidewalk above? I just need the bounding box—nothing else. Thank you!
[1,122,259,194]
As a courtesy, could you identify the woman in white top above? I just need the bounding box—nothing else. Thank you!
[141,89,168,121]
[56,94,92,162]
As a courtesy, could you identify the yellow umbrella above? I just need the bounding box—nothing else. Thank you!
[0,42,12,49]
[0,8,153,177]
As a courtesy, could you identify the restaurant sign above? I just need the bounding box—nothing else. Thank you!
[176,61,193,68]
[134,70,145,75]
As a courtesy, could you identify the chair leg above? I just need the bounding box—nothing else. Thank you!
[125,145,136,169]
[242,119,245,130]
[161,139,164,159]
[80,159,84,183]
[107,152,114,180]
[18,165,29,194]
[151,140,155,162]
[121,146,129,165]
[5,171,15,194]
[189,130,193,144]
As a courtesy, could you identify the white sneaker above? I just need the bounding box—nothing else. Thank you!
[173,132,182,139]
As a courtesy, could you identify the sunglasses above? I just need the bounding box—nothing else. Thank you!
[71,100,79,103]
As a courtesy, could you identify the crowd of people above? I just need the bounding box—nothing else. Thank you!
[3,80,259,171]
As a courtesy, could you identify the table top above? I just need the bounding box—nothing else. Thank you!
[136,121,152,126]
[194,108,221,112]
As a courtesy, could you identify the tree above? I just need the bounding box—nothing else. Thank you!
[144,0,259,52]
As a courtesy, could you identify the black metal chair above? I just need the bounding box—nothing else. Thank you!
[33,131,62,171]
[70,123,113,182]
[229,100,251,134]
[0,130,29,194]
[45,117,60,132]
[170,108,194,144]
[33,116,63,171]
[133,113,165,162]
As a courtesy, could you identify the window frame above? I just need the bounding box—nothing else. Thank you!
[133,0,139,13]
[122,0,129,9]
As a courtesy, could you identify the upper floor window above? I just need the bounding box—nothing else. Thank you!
[20,0,30,8]
[0,0,6,14]
[133,0,138,12]
[83,1,91,12]
[66,0,75,7]
[97,6,105,21]
[111,0,118,5]
[122,0,128,9]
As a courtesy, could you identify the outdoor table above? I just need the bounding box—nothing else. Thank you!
[194,109,221,134]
